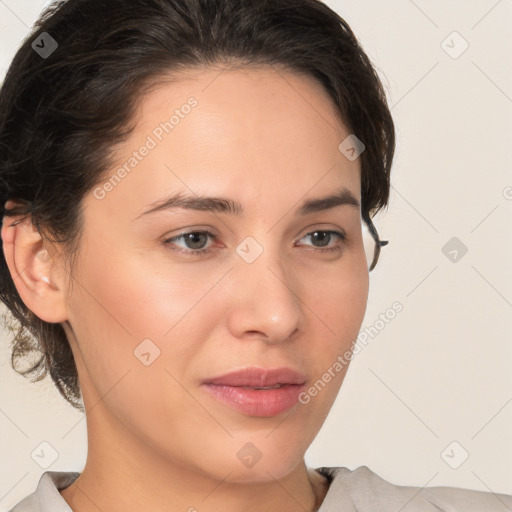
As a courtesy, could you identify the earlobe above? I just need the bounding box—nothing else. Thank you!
[1,207,68,323]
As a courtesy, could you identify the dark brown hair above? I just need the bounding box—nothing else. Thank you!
[0,0,395,409]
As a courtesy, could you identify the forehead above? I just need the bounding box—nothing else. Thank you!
[135,64,353,156]
[92,64,361,219]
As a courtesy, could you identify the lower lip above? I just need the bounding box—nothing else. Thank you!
[201,383,305,417]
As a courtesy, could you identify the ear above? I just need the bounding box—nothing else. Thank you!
[1,200,69,323]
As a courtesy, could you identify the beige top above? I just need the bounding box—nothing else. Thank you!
[9,466,512,511]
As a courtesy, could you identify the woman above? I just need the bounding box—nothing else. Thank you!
[1,0,510,510]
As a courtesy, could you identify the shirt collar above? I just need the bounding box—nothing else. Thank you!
[36,471,79,512]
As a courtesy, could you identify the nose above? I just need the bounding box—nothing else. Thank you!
[225,249,303,345]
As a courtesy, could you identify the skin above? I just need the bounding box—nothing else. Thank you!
[2,64,369,512]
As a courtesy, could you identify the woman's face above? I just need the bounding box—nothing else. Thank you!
[61,65,369,482]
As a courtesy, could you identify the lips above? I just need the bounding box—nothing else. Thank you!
[201,367,307,417]
[202,366,307,387]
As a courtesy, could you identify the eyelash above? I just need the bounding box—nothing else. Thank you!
[162,229,347,257]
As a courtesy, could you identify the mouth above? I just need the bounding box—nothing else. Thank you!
[202,366,307,387]
[239,384,285,390]
[201,367,307,417]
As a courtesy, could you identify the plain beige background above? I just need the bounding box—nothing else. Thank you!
[1,0,511,510]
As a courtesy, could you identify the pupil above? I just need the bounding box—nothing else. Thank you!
[186,233,207,249]
[312,231,330,247]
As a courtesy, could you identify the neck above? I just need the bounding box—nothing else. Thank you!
[60,405,329,512]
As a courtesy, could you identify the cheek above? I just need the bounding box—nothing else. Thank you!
[309,258,369,340]
[70,243,210,343]
[65,244,224,409]
[302,259,369,404]
[65,260,207,447]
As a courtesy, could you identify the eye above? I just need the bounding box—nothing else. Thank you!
[163,229,347,257]
[295,230,346,253]
[163,231,216,256]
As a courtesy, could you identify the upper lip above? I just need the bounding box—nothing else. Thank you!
[202,367,307,387]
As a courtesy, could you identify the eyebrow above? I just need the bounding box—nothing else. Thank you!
[134,185,360,220]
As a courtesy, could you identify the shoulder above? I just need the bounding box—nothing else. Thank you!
[317,465,512,511]
[9,471,79,512]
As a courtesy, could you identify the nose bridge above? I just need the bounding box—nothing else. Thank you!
[236,230,293,287]
[227,234,303,342]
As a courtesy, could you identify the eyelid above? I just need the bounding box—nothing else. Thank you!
[162,229,218,256]
[295,229,346,249]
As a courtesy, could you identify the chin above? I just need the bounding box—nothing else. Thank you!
[184,436,306,485]
[229,445,305,484]
[222,459,302,485]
